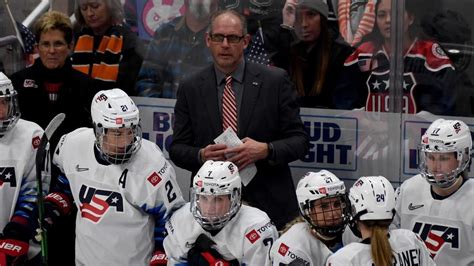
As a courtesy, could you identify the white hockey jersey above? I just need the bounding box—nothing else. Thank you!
[53,128,185,265]
[164,203,278,265]
[0,119,43,230]
[326,229,435,266]
[394,174,474,265]
[270,222,333,266]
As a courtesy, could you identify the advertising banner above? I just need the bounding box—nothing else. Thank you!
[134,97,474,196]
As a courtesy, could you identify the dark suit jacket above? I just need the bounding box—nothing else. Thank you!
[170,61,309,229]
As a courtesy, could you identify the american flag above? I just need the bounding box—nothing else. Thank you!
[246,27,271,66]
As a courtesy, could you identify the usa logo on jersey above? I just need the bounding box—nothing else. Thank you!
[412,222,460,258]
[366,70,416,113]
[0,167,16,187]
[78,185,124,223]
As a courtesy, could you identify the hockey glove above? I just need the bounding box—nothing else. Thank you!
[44,192,72,226]
[34,192,72,242]
[0,221,31,266]
[187,234,239,266]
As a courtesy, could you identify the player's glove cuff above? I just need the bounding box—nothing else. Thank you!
[3,220,32,242]
[45,192,72,216]
[0,238,29,266]
[150,249,167,266]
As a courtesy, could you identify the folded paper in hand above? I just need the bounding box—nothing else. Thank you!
[214,128,257,186]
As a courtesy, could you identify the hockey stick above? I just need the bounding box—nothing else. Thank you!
[35,113,65,266]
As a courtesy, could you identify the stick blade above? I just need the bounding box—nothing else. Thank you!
[43,113,66,141]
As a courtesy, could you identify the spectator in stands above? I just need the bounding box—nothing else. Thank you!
[393,118,474,265]
[10,11,93,265]
[135,0,218,98]
[11,11,93,152]
[122,0,138,34]
[421,10,474,116]
[220,0,288,66]
[274,0,353,108]
[270,170,350,265]
[72,0,142,96]
[170,10,309,230]
[334,0,456,115]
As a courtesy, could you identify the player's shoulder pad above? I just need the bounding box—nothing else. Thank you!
[121,139,172,185]
[165,202,192,236]
[390,228,426,248]
[327,243,359,265]
[398,174,426,192]
[139,158,174,189]
[15,119,43,150]
[54,127,90,155]
[239,206,277,245]
[270,224,307,262]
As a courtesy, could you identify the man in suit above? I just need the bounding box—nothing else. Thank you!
[170,9,309,229]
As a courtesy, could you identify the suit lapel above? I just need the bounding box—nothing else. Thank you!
[199,66,221,135]
[239,63,261,137]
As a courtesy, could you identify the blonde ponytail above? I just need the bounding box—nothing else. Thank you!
[360,220,393,266]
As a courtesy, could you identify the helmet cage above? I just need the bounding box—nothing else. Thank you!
[0,92,20,133]
[300,193,350,239]
[190,187,241,231]
[418,146,470,188]
[94,123,142,164]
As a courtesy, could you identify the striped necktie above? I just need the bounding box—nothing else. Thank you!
[222,75,237,132]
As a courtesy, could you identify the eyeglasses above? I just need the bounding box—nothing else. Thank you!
[209,34,244,44]
[38,41,68,51]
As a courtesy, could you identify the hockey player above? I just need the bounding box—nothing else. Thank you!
[42,88,185,265]
[269,170,350,265]
[394,118,474,264]
[164,160,278,265]
[327,176,434,266]
[0,72,45,264]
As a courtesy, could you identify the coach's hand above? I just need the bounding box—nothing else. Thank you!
[225,138,268,169]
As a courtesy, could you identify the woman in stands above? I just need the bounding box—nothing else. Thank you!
[72,0,142,96]
[334,0,456,115]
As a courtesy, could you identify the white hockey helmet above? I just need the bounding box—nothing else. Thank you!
[296,170,349,239]
[418,119,472,188]
[0,72,20,134]
[191,160,242,231]
[91,89,141,164]
[349,176,395,222]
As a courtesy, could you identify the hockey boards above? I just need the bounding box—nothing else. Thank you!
[35,113,65,266]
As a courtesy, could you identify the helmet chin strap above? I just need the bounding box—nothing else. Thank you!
[310,227,337,241]
[428,171,461,189]
[433,173,463,190]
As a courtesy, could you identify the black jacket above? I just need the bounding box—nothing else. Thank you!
[11,58,95,151]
